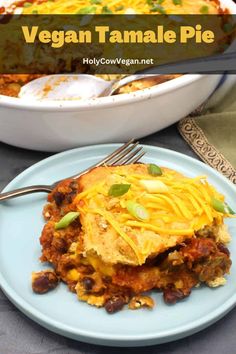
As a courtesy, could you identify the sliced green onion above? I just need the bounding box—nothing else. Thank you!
[147,0,165,6]
[150,4,166,13]
[23,2,32,7]
[115,5,124,10]
[55,211,80,230]
[77,6,97,14]
[148,164,162,176]
[211,197,235,215]
[200,5,209,14]
[108,184,131,197]
[172,0,182,4]
[127,201,149,221]
[90,0,102,4]
[102,5,113,13]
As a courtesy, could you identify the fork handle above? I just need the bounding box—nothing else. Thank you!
[0,185,53,201]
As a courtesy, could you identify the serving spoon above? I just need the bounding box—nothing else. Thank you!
[19,73,158,101]
[19,50,236,101]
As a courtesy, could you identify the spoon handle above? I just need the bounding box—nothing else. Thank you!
[138,51,236,75]
[106,51,236,96]
[102,73,159,96]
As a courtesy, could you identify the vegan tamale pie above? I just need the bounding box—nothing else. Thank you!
[32,163,234,313]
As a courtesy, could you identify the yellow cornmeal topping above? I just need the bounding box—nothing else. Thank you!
[74,165,233,264]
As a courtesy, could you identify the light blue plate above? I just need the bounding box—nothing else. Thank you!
[0,144,236,347]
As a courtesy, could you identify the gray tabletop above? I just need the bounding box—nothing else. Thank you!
[1,124,236,354]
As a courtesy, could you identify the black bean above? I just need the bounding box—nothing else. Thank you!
[52,237,67,253]
[82,277,95,291]
[32,271,59,294]
[69,181,78,190]
[217,242,230,257]
[105,296,125,314]
[53,191,65,206]
[65,191,77,203]
[163,287,190,304]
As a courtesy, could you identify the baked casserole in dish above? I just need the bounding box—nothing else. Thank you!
[0,0,234,152]
[0,0,231,97]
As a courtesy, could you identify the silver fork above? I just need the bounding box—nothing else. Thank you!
[0,140,145,202]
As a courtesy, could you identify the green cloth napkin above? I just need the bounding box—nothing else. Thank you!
[178,83,236,184]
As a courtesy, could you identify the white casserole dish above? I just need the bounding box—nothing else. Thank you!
[0,0,235,152]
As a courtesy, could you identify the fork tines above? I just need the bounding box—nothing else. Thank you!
[100,139,145,167]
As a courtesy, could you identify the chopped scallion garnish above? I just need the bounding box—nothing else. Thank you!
[77,6,97,14]
[127,201,149,220]
[108,184,131,197]
[90,0,102,4]
[115,5,124,11]
[102,5,113,13]
[172,0,182,5]
[23,2,32,7]
[150,4,166,13]
[55,211,80,230]
[211,197,235,215]
[200,5,209,14]
[148,164,162,176]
